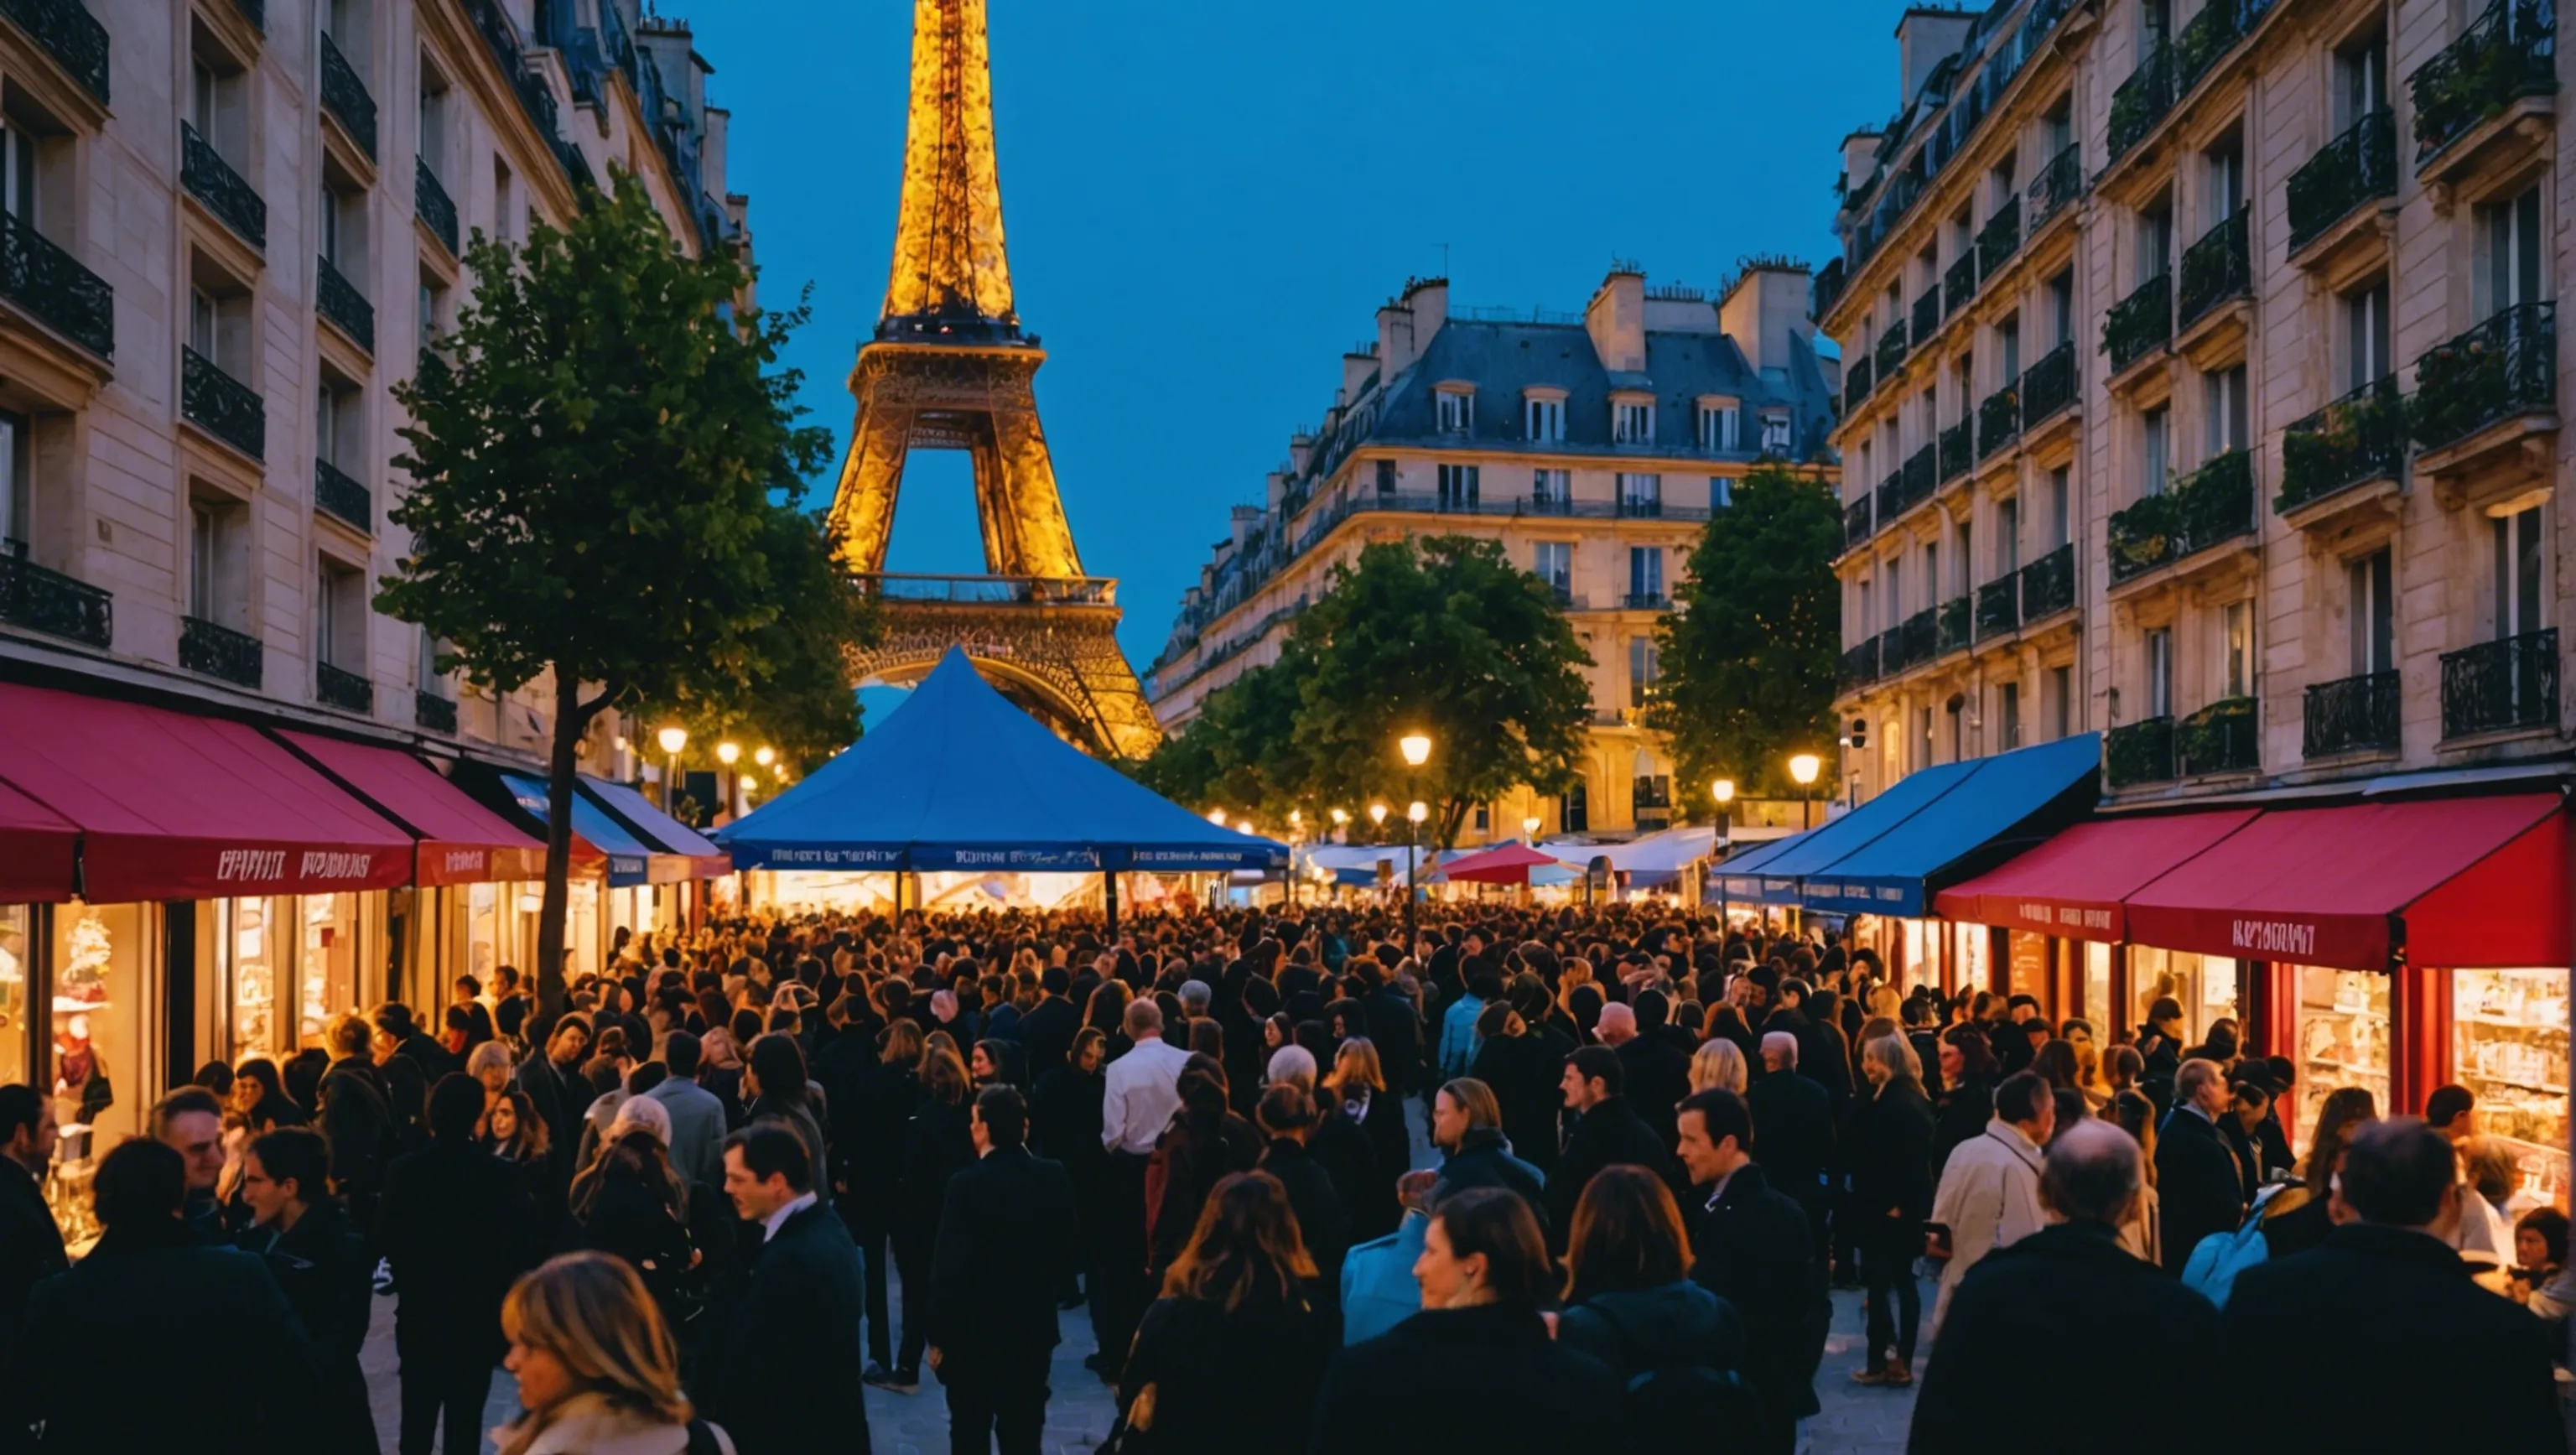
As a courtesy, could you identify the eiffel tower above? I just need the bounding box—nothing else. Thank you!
[828,0,1161,759]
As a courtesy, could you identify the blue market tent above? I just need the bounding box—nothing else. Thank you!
[1715,829,1815,904]
[714,648,1289,876]
[501,772,653,887]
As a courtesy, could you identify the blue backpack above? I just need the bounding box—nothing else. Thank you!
[2182,1182,2301,1307]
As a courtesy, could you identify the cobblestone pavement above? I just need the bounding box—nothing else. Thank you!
[361,1097,1924,1452]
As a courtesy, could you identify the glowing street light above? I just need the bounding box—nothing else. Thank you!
[1399,732,1432,768]
[1789,753,1823,829]
[1522,815,1542,841]
[657,726,688,756]
[1368,803,1388,826]
[1711,777,1737,844]
[1208,808,1228,827]
[1406,801,1428,824]
[755,746,776,768]
[656,726,688,813]
[716,741,741,766]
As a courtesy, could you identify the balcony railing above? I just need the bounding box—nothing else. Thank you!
[314,459,370,533]
[0,541,110,647]
[2303,670,2401,758]
[2279,376,2406,513]
[1874,470,1905,526]
[1897,607,1937,668]
[1875,320,1909,377]
[2411,301,2554,453]
[316,253,373,353]
[1938,595,1972,655]
[1939,418,1974,482]
[2409,0,2557,164]
[1902,444,1936,507]
[2288,108,2397,252]
[2107,447,2255,583]
[1913,290,1942,347]
[1976,574,2020,637]
[1840,637,1882,689]
[317,660,373,715]
[319,31,376,158]
[2176,0,2269,95]
[2176,694,2260,776]
[415,689,460,733]
[1616,496,1665,519]
[2441,628,2560,737]
[1622,590,1670,610]
[0,209,111,361]
[416,156,460,257]
[181,346,263,460]
[2020,340,2077,426]
[857,572,1119,605]
[2176,209,2251,330]
[180,614,262,688]
[2106,715,2176,787]
[2020,541,2076,619]
[2029,142,2083,231]
[1944,252,1978,318]
[0,0,107,104]
[1844,353,1875,411]
[1977,383,2020,460]
[1976,198,2023,279]
[2106,39,2175,164]
[2106,272,2173,373]
[180,122,263,251]
[1843,494,1874,548]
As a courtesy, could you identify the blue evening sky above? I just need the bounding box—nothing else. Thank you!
[682,0,1885,689]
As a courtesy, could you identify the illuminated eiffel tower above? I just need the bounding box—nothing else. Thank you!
[827,0,1160,758]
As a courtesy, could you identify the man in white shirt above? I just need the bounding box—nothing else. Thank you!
[1927,1068,2053,1332]
[1094,998,1191,1380]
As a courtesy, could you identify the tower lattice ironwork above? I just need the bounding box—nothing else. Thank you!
[828,0,1160,758]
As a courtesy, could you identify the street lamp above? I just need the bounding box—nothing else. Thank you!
[1208,808,1228,827]
[657,725,688,813]
[754,746,776,769]
[1405,800,1429,947]
[1789,753,1822,829]
[1522,814,1542,844]
[715,742,742,818]
[1287,811,1304,907]
[716,741,740,766]
[1368,803,1388,828]
[1331,807,1350,843]
[1711,777,1736,844]
[1399,733,1432,769]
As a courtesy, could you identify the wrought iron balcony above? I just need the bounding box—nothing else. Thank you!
[2411,301,2554,453]
[2176,210,2251,330]
[1939,418,1973,482]
[314,459,370,533]
[317,660,373,714]
[1874,470,1905,526]
[1615,496,1665,520]
[2409,0,2557,164]
[1902,444,1936,508]
[2029,143,2082,231]
[1937,595,1972,656]
[1622,590,1669,610]
[180,122,264,251]
[2020,340,2077,426]
[0,210,111,361]
[1976,198,2023,280]
[2303,670,2400,758]
[316,253,373,353]
[416,156,460,257]
[2107,39,2175,164]
[0,541,110,647]
[1977,384,2020,460]
[1844,353,1875,411]
[180,614,262,688]
[2106,448,2255,583]
[2288,108,2397,252]
[1943,252,1978,318]
[1840,637,1882,689]
[2279,377,2406,513]
[1976,575,2020,638]
[319,31,376,158]
[1897,607,1937,669]
[415,689,460,733]
[2106,715,2176,787]
[1913,290,1942,347]
[1814,258,1846,321]
[1843,494,1874,548]
[182,346,263,460]
[2441,628,2560,738]
[2176,0,2267,94]
[2106,272,2173,373]
[2020,542,2076,619]
[0,0,108,104]
[1875,321,1909,379]
[2177,694,2259,776]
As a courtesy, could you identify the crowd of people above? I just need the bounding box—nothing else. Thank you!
[0,901,2568,1454]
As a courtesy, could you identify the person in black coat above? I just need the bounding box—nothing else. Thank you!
[314,1019,396,1234]
[237,1127,378,1455]
[844,1020,928,1378]
[23,1138,321,1454]
[1031,1026,1109,1307]
[1678,1089,1828,1455]
[1431,1081,1549,1229]
[895,1047,977,1385]
[711,1122,873,1455]
[377,1073,532,1455]
[1467,1006,1561,1177]
[1358,965,1425,1095]
[1016,969,1081,1082]
[2154,1059,2246,1275]
[1322,1038,1414,1239]
[1847,1036,1934,1385]
[1617,990,1695,1147]
[927,1085,1080,1455]
[1255,1084,1351,1302]
[0,1086,67,1455]
[1543,1046,1671,1250]
[1746,1031,1837,1269]
[2217,1116,2562,1455]
[1909,1120,2219,1455]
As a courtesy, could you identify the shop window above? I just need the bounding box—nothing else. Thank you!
[2132,946,2238,1049]
[2084,943,2113,1031]
[2453,969,2568,1204]
[212,896,284,1063]
[50,901,152,1244]
[300,893,360,1047]
[2294,965,2389,1151]
[0,906,25,1086]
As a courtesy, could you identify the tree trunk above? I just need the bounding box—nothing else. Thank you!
[534,670,585,1029]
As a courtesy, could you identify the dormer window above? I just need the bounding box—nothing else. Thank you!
[1523,389,1566,442]
[1613,396,1654,444]
[1436,386,1474,434]
[1697,397,1742,452]
[1760,408,1793,453]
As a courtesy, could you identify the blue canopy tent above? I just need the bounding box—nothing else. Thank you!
[714,649,1286,928]
[501,772,653,887]
[1795,734,2101,917]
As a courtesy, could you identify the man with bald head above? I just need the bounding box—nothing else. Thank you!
[1746,1029,1835,1269]
[1909,1120,2219,1452]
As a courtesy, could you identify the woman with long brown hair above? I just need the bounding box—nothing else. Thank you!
[494,1250,729,1453]
[1111,1171,1333,1454]
[1555,1165,1746,1407]
[888,1042,974,1389]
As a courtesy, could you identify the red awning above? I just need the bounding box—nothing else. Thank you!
[2123,793,2565,973]
[1440,842,1566,885]
[1932,808,2260,941]
[277,731,553,886]
[0,778,78,903]
[0,683,413,901]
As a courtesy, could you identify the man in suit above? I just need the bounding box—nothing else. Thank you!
[1545,1046,1672,1247]
[641,1029,730,1192]
[239,1126,379,1454]
[1679,1088,1826,1455]
[714,1121,872,1455]
[1747,1031,1837,1269]
[929,1084,1079,1455]
[0,1085,65,1455]
[377,1073,532,1455]
[1016,967,1080,1081]
[2153,1057,2245,1274]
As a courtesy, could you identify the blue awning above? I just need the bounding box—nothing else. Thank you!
[1737,760,1983,906]
[1714,829,1816,904]
[579,776,730,881]
[1795,734,2101,917]
[501,773,652,886]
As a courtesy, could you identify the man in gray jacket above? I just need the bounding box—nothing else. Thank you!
[644,1030,730,1192]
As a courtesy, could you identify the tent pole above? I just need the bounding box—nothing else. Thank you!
[1104,868,1120,940]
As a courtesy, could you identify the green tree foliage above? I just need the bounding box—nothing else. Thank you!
[378,175,847,1017]
[1645,465,1842,803]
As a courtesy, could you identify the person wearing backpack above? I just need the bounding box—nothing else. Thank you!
[1906,1120,2217,1455]
[1553,1166,1752,1445]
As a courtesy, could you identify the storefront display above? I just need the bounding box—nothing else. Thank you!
[2132,947,2237,1047]
[2085,943,2112,1031]
[2295,965,2389,1151]
[216,896,281,1064]
[49,902,148,1249]
[299,893,361,1050]
[0,907,26,1086]
[2453,968,2568,1204]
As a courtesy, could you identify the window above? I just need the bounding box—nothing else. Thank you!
[2494,503,2543,640]
[2142,406,2171,496]
[1436,389,1473,434]
[1710,475,1732,509]
[2047,270,2075,347]
[1613,400,1654,444]
[1628,546,1664,605]
[189,495,246,627]
[1857,580,1873,638]
[1760,411,1792,453]
[1955,518,1973,595]
[0,409,26,547]
[1698,400,1740,451]
[190,57,219,138]
[188,278,252,374]
[0,117,35,228]
[2047,467,2070,548]
[418,274,449,351]
[2138,195,2174,283]
[1374,459,1397,495]
[2337,33,2387,126]
[1534,541,1573,602]
[418,71,449,172]
[2205,366,2248,455]
[2205,137,2244,220]
[1999,681,2024,750]
[1997,497,2021,575]
[491,154,517,243]
[1628,637,1662,704]
[1436,463,1478,509]
[2350,547,2393,674]
[317,558,366,669]
[319,181,342,266]
[1997,314,2022,382]
[1532,468,1570,509]
[316,385,339,467]
[417,626,448,694]
[2220,600,2254,699]
[1918,705,1935,772]
[2049,663,2075,738]
[1473,803,1490,834]
[190,286,219,358]
[1618,472,1662,515]
[2346,278,2391,387]
[2478,187,2542,318]
[1524,395,1564,442]
[1561,782,1588,834]
[1948,697,1966,761]
[2145,626,2174,717]
[1885,559,1903,628]
[1923,540,1940,608]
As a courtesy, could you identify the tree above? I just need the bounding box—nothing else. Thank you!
[1131,639,1310,824]
[379,174,835,1021]
[1644,465,1842,804]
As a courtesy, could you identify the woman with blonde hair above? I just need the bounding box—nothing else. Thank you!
[494,1250,730,1453]
[1324,1037,1410,1239]
[1688,1037,1748,1096]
